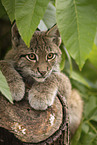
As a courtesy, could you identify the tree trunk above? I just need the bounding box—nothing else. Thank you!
[0,91,69,145]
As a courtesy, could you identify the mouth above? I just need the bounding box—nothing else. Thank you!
[32,71,52,82]
[33,76,46,82]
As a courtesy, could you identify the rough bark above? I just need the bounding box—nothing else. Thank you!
[0,92,69,145]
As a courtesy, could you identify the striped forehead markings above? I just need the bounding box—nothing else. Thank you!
[30,34,53,53]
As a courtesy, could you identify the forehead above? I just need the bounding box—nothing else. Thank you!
[30,31,56,53]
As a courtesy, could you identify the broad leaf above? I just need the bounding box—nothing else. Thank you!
[0,70,13,103]
[82,123,89,134]
[60,46,65,71]
[15,0,49,46]
[89,33,97,69]
[79,61,97,83]
[81,132,97,145]
[56,0,97,69]
[42,2,56,28]
[84,96,97,118]
[1,0,15,21]
[38,2,56,31]
[90,110,97,122]
[70,71,90,88]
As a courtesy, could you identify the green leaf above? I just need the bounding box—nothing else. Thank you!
[60,46,65,71]
[91,116,97,122]
[89,44,97,69]
[0,70,13,103]
[15,0,49,46]
[63,46,73,73]
[90,110,97,122]
[81,132,97,145]
[42,2,56,28]
[38,2,56,31]
[1,0,15,21]
[56,0,97,69]
[71,122,82,145]
[84,96,97,118]
[70,71,90,88]
[82,123,89,133]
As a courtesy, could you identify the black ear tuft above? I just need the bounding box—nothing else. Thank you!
[46,24,61,46]
[36,28,40,31]
[11,22,21,48]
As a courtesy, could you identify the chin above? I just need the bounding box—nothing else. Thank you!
[33,77,46,82]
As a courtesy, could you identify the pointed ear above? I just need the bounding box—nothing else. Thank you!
[11,22,21,48]
[46,24,61,46]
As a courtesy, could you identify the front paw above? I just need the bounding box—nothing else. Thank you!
[9,80,25,101]
[28,94,47,110]
[0,60,25,101]
[28,88,57,110]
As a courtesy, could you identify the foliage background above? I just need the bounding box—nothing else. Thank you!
[0,0,97,144]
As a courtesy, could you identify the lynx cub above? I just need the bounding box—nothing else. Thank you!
[0,23,83,135]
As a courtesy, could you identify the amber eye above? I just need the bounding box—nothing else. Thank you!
[47,53,55,61]
[26,53,37,61]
